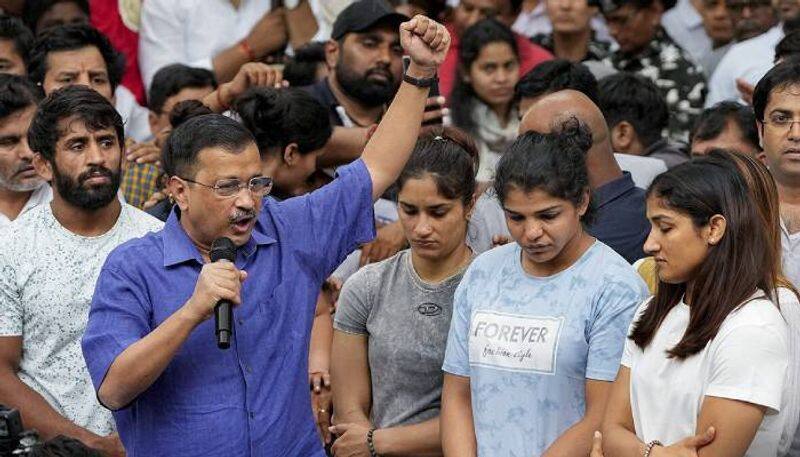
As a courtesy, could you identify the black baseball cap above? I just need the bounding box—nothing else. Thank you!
[331,0,409,41]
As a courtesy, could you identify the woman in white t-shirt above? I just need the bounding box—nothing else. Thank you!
[602,154,790,457]
[329,127,478,456]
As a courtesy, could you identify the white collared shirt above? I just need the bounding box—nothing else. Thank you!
[613,153,668,189]
[661,0,712,65]
[138,0,273,91]
[781,218,800,288]
[115,85,152,143]
[706,25,784,107]
[512,1,614,43]
[0,184,52,230]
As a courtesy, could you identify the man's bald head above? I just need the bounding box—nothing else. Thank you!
[518,89,622,188]
[519,89,611,151]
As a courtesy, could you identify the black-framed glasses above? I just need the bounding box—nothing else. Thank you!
[763,113,800,132]
[178,176,273,198]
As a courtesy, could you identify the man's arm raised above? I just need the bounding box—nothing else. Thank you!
[360,15,451,201]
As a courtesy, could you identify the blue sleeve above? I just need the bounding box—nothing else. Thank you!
[442,268,473,377]
[585,273,647,381]
[272,159,375,281]
[82,264,153,398]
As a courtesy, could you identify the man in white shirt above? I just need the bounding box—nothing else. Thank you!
[661,0,713,64]
[706,0,800,106]
[753,59,800,288]
[512,0,615,42]
[139,0,318,89]
[0,86,162,455]
[0,73,50,229]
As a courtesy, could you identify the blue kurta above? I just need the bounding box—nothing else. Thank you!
[82,160,375,456]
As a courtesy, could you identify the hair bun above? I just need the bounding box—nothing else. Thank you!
[169,99,213,129]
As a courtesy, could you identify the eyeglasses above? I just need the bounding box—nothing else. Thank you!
[178,176,273,198]
[763,113,800,132]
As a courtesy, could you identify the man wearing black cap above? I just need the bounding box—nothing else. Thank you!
[306,0,445,148]
[600,0,707,142]
[305,0,408,131]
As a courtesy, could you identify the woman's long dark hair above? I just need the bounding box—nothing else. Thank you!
[630,157,779,358]
[450,18,518,136]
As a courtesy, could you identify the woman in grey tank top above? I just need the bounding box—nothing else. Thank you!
[330,127,479,456]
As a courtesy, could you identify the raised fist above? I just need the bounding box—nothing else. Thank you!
[400,15,450,76]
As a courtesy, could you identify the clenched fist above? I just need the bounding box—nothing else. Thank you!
[400,15,451,78]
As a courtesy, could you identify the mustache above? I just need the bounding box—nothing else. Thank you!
[366,66,394,81]
[77,166,114,184]
[14,160,34,175]
[229,209,256,224]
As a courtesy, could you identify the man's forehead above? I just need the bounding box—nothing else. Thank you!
[463,0,507,10]
[767,83,800,110]
[0,105,35,132]
[56,115,116,139]
[195,143,261,178]
[46,46,108,71]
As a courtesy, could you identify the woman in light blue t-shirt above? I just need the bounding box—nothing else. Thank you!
[441,121,648,457]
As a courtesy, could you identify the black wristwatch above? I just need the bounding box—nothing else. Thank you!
[403,71,438,88]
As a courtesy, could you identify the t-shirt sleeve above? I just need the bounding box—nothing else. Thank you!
[705,319,788,413]
[621,299,651,369]
[275,159,375,281]
[586,277,646,381]
[0,248,21,336]
[333,267,375,335]
[442,269,473,377]
[81,264,153,399]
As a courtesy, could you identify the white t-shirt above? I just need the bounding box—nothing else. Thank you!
[0,184,51,229]
[706,25,783,107]
[0,203,162,435]
[138,0,273,90]
[776,288,800,456]
[614,153,668,189]
[622,295,789,456]
[781,220,800,289]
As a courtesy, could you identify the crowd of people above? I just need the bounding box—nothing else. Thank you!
[0,0,799,456]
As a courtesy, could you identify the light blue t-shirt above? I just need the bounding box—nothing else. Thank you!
[442,241,649,456]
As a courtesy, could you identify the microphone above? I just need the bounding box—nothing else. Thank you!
[210,237,237,349]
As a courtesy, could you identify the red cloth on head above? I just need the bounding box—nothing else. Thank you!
[439,23,553,100]
[90,0,147,105]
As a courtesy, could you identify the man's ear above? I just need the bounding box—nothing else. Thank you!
[325,40,339,70]
[32,152,53,182]
[168,176,190,212]
[283,143,300,166]
[148,111,161,138]
[610,122,634,153]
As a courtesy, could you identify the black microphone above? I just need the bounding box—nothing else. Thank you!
[210,237,237,349]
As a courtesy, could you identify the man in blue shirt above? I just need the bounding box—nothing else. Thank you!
[80,13,451,457]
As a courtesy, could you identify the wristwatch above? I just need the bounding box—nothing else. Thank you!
[403,71,438,88]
